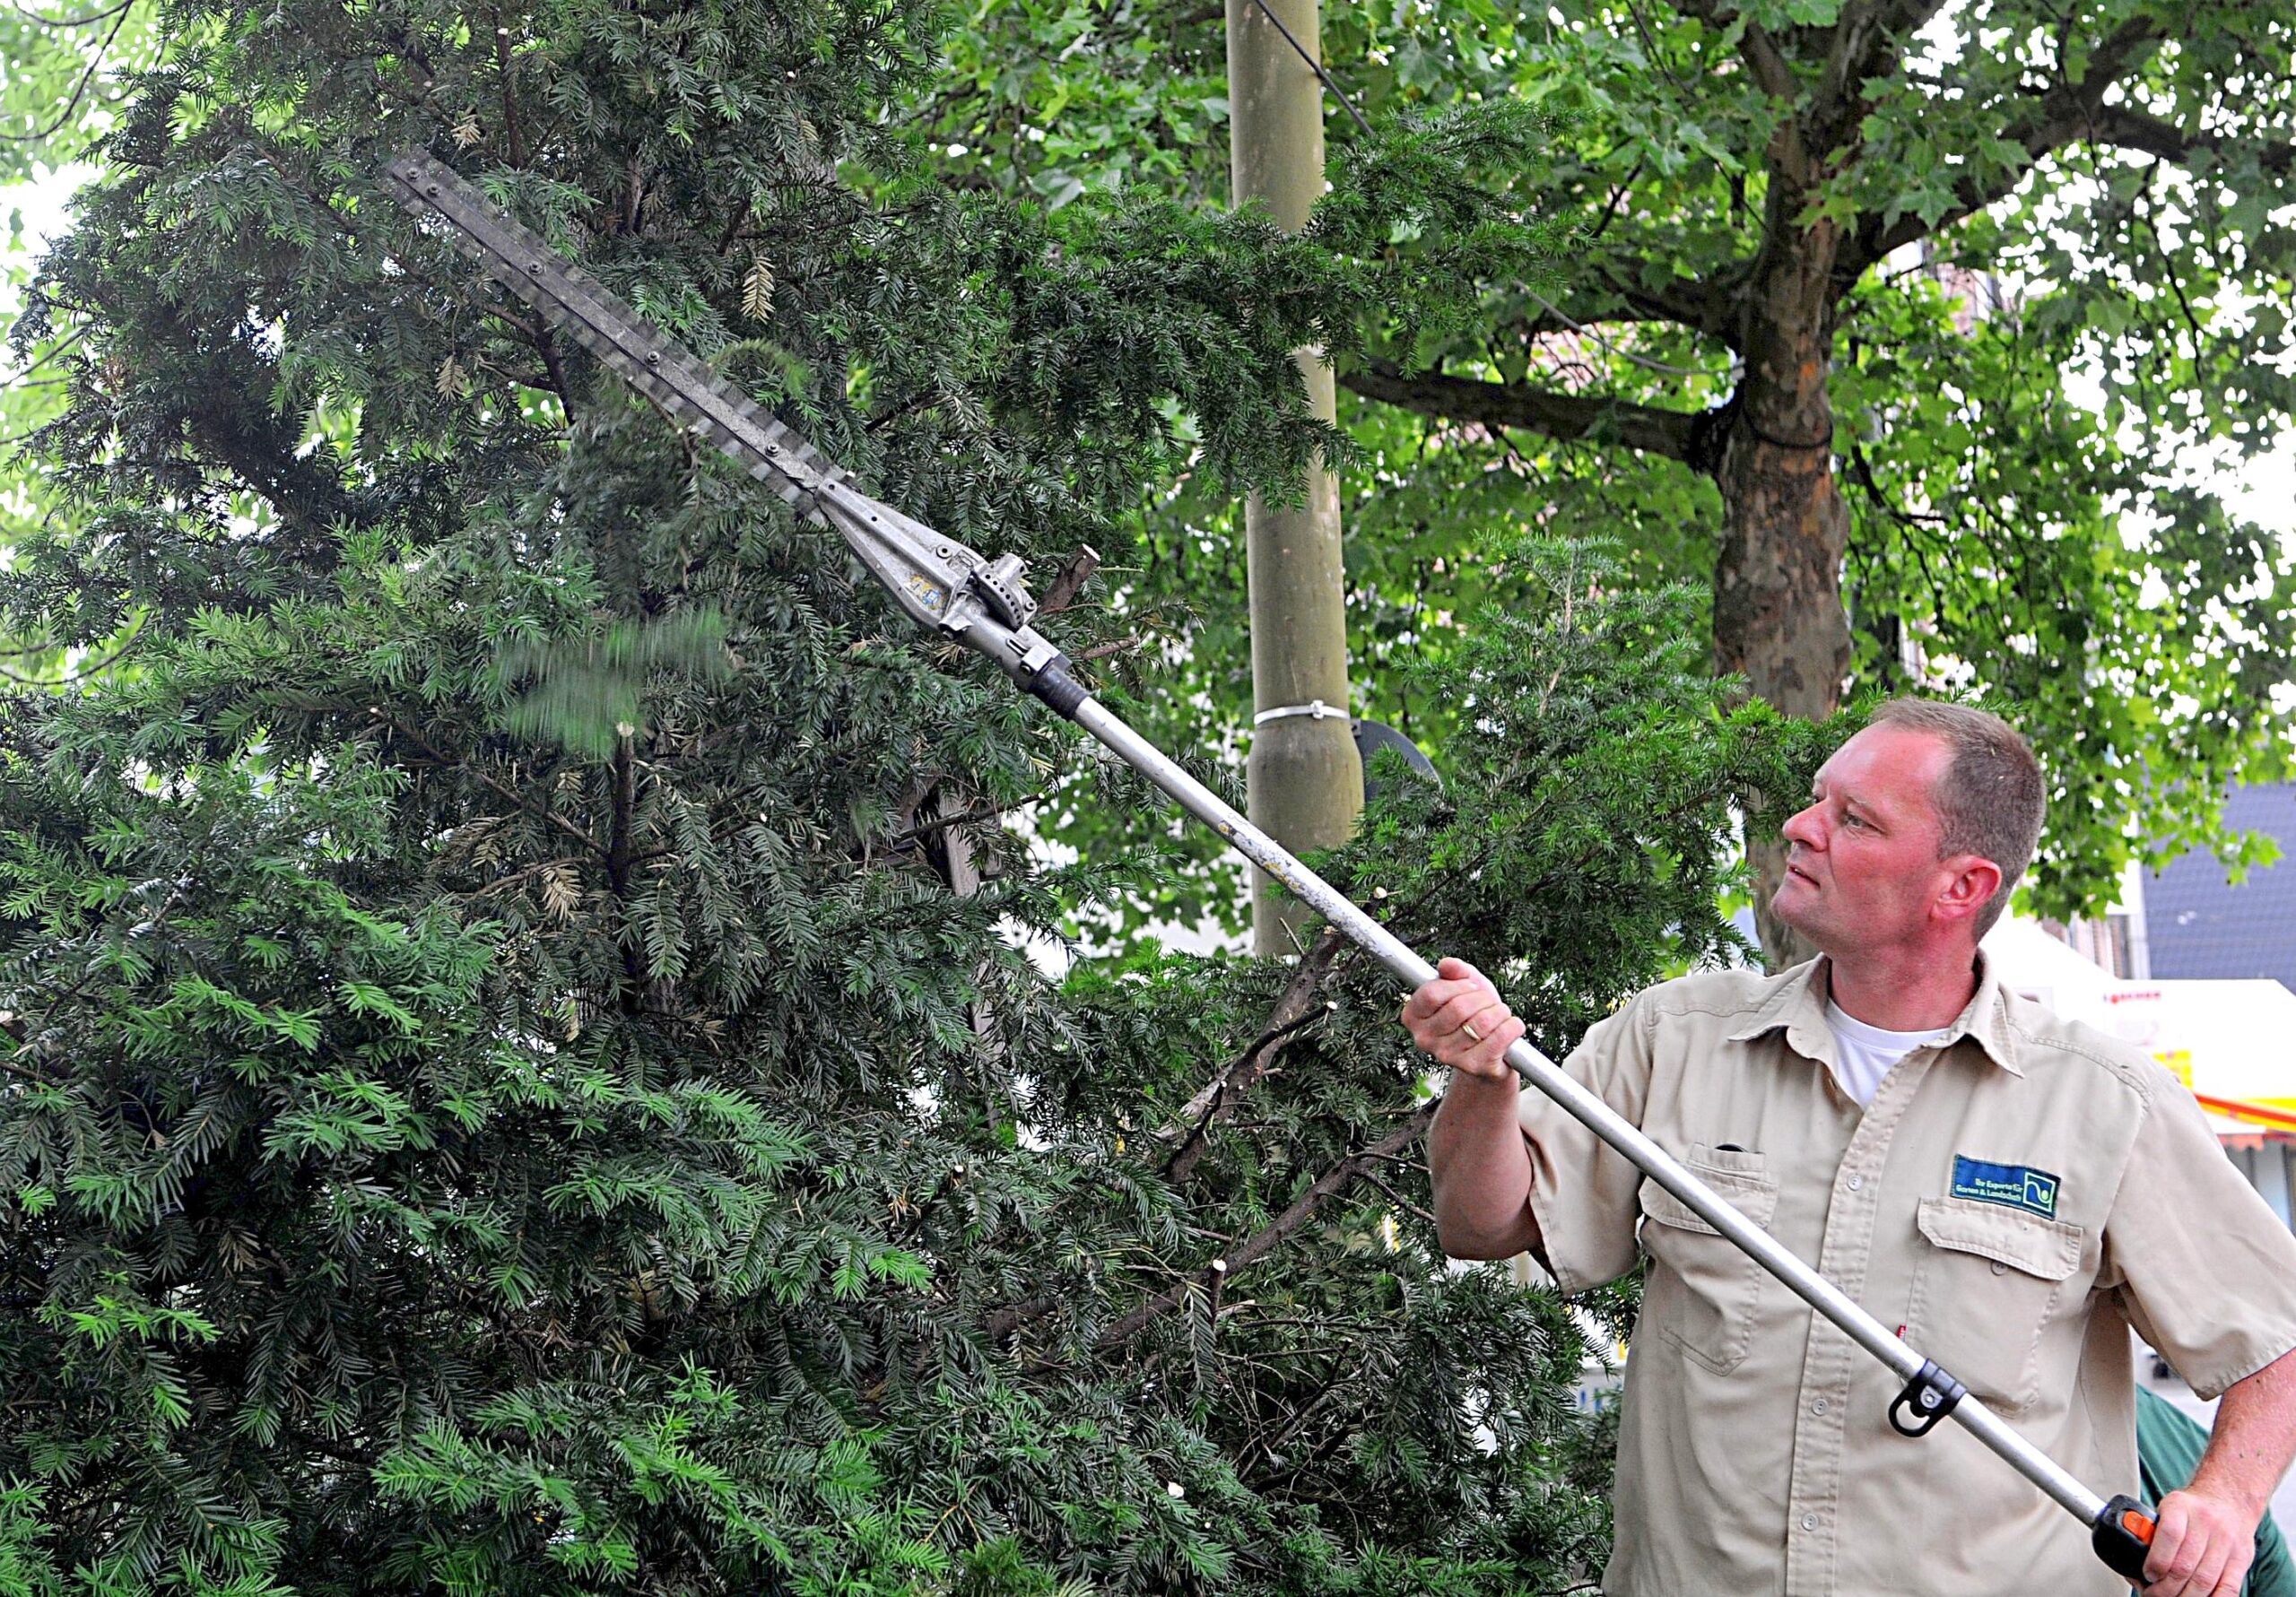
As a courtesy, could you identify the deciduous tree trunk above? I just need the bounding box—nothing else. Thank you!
[1715,164,1853,970]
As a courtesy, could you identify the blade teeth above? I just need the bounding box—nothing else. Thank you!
[395,152,837,508]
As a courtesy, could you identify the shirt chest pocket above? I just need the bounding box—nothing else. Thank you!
[1637,1154,1779,1376]
[1904,1194,2086,1414]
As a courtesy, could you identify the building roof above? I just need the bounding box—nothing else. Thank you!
[2146,783,2296,989]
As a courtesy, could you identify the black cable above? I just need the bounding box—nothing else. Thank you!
[1244,0,1375,136]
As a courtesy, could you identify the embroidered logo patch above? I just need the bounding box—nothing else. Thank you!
[1952,1156,2060,1220]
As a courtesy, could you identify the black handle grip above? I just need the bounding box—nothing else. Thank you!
[1024,655,1091,718]
[2092,1493,2157,1582]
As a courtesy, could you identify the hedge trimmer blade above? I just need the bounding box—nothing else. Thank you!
[383,152,1037,650]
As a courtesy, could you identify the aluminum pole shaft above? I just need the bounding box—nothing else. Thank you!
[1070,693,2109,1526]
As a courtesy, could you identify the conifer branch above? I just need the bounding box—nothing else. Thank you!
[1038,544,1101,616]
[532,323,570,402]
[607,731,637,896]
[1096,1101,1439,1350]
[366,708,606,857]
[0,1054,61,1087]
[1,326,87,386]
[713,198,752,256]
[883,786,1052,851]
[492,18,526,169]
[1161,924,1347,1185]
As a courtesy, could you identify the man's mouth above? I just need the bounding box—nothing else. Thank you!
[1786,863,1820,887]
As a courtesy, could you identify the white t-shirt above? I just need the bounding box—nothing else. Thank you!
[1822,1000,1955,1107]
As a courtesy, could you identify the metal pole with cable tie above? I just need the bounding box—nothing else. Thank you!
[380,151,2161,1584]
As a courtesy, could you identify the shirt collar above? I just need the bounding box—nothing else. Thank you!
[1726,950,2022,1077]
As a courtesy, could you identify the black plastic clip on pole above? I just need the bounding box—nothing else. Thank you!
[1886,1360,1967,1438]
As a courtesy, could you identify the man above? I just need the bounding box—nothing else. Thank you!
[1406,699,2296,1597]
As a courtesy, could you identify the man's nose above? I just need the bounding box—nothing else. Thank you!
[1780,803,1823,849]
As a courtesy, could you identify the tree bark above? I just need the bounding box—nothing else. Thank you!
[1716,129,1855,971]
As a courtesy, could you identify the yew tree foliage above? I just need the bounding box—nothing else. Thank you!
[0,0,1818,1592]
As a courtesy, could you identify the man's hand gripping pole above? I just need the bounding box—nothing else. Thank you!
[382,150,2159,1582]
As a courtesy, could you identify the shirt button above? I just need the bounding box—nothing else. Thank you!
[1802,1515,1819,1532]
[1812,1398,1828,1414]
[1991,1260,2009,1275]
[1847,1176,1863,1191]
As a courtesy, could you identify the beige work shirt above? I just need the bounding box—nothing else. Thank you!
[1520,952,2296,1597]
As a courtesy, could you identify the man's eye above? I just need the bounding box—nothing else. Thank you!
[1843,812,1866,829]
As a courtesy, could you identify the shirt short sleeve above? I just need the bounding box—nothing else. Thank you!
[2104,1065,2296,1401]
[1516,992,1657,1291]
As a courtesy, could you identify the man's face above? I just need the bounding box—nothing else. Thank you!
[1771,725,1966,953]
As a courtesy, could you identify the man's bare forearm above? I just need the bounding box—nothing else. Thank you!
[2196,1345,2296,1518]
[1428,1072,1542,1260]
[2139,1344,2296,1593]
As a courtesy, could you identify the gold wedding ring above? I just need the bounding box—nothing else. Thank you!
[1461,1020,1484,1043]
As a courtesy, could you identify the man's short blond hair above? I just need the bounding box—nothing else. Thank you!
[1872,699,2044,937]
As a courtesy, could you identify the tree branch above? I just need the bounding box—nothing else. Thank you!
[1340,361,1706,463]
[1807,0,1953,150]
[1096,1101,1440,1350]
[1586,262,1742,347]
[2085,104,2296,178]
[0,1,127,143]
[1835,17,2166,283]
[1666,0,1794,99]
[1737,19,1798,100]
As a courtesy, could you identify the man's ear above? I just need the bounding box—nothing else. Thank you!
[1935,855,2005,926]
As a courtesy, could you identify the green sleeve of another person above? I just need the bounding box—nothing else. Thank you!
[2137,1384,2296,1597]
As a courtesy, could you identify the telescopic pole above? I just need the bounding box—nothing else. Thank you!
[381,152,2159,1583]
[1069,695,2157,1579]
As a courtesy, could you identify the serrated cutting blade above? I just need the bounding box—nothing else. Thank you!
[382,152,990,631]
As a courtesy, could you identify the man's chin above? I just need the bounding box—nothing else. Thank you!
[1770,883,1819,937]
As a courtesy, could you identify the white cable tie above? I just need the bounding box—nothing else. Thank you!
[1253,699,1349,726]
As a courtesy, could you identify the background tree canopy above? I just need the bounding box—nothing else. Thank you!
[918,0,2296,955]
[0,0,1833,1592]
